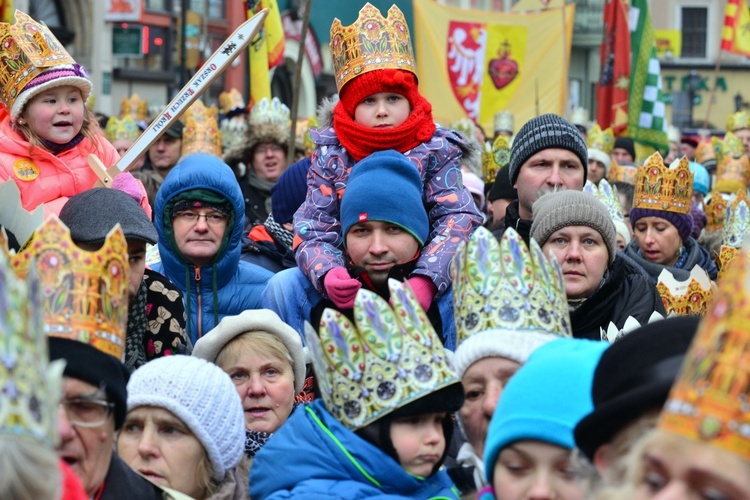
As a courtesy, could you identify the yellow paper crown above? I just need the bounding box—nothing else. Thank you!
[0,11,76,112]
[1,216,129,361]
[656,267,713,317]
[727,110,750,132]
[119,94,149,122]
[0,249,65,445]
[704,191,730,234]
[218,88,246,115]
[587,124,615,155]
[329,3,416,92]
[715,155,750,195]
[482,134,510,184]
[104,115,139,143]
[607,159,638,184]
[721,131,745,159]
[632,153,693,214]
[695,141,715,165]
[308,279,458,430]
[182,101,222,157]
[659,249,750,462]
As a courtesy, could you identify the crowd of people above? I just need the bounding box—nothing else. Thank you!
[2,4,750,500]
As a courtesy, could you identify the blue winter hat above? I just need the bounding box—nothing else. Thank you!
[483,338,607,484]
[341,150,429,246]
[689,161,710,196]
[271,157,312,224]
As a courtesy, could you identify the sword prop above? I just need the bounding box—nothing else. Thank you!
[90,8,268,187]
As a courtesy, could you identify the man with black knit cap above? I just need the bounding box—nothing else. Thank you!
[501,113,588,244]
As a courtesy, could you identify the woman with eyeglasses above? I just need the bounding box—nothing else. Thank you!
[117,355,246,499]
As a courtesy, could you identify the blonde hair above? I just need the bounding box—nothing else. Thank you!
[0,437,61,500]
[215,331,294,375]
[195,449,219,499]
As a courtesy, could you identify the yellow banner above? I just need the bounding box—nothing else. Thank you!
[248,0,285,108]
[0,0,12,23]
[735,0,750,55]
[512,0,566,12]
[413,0,574,133]
[655,29,681,59]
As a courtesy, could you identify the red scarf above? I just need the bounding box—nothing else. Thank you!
[332,97,436,162]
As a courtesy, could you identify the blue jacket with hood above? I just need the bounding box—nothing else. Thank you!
[153,154,272,343]
[250,400,460,499]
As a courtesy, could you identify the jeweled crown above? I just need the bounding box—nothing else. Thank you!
[659,248,750,462]
[0,216,129,361]
[0,250,65,445]
[309,279,458,430]
[218,88,246,115]
[715,134,750,193]
[0,11,75,112]
[119,94,149,122]
[632,153,693,214]
[249,96,290,127]
[695,141,715,165]
[104,115,139,143]
[451,226,571,343]
[583,179,625,223]
[717,191,750,279]
[607,160,638,184]
[727,110,750,132]
[587,124,614,155]
[704,191,730,233]
[182,100,222,157]
[482,134,510,184]
[329,3,416,92]
[656,267,713,317]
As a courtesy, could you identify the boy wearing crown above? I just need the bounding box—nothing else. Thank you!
[265,4,482,334]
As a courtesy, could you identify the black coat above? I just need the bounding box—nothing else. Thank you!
[570,254,666,340]
[101,453,163,499]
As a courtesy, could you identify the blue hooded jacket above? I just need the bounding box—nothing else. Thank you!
[250,400,460,499]
[153,154,272,343]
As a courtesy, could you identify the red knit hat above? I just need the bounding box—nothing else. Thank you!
[339,69,422,117]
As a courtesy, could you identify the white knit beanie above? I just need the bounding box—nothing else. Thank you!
[193,309,306,394]
[126,356,245,481]
[453,329,557,378]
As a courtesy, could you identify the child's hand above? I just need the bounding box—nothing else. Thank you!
[324,267,362,309]
[406,276,437,312]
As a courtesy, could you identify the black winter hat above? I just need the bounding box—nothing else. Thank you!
[487,164,518,202]
[613,136,636,161]
[574,315,700,460]
[508,114,588,185]
[59,188,158,245]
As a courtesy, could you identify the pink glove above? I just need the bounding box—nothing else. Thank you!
[113,172,152,219]
[324,267,362,309]
[406,275,438,312]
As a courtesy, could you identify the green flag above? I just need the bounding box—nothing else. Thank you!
[627,0,669,153]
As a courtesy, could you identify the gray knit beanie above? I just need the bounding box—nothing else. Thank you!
[508,114,589,185]
[530,190,617,264]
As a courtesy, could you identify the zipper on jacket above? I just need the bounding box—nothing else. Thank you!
[194,266,203,338]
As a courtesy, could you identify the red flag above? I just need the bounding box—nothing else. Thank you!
[722,0,740,52]
[596,0,630,135]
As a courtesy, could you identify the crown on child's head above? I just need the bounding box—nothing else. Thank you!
[632,153,693,215]
[587,124,615,155]
[329,3,416,93]
[1,216,129,361]
[105,115,139,143]
[308,279,458,430]
[182,101,222,157]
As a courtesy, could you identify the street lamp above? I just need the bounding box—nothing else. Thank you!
[735,92,744,113]
[687,70,701,128]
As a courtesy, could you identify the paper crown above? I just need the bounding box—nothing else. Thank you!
[717,191,750,280]
[329,3,417,92]
[0,250,65,445]
[119,94,149,122]
[570,106,588,127]
[600,312,664,344]
[714,135,750,194]
[659,248,750,463]
[104,115,139,143]
[181,100,222,157]
[451,226,571,344]
[218,88,246,115]
[493,110,514,134]
[583,179,625,223]
[695,141,715,165]
[705,191,730,234]
[607,159,638,184]
[482,134,510,184]
[656,266,713,317]
[726,110,750,132]
[0,11,76,112]
[632,153,693,215]
[219,115,249,153]
[294,116,317,157]
[587,124,615,155]
[308,279,458,430]
[249,96,290,127]
[0,216,129,361]
[667,125,681,144]
[720,131,745,159]
[450,117,476,142]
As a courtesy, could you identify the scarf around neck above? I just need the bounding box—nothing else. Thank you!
[246,168,275,215]
[40,133,85,155]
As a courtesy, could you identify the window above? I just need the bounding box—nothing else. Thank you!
[681,7,707,58]
[113,24,173,77]
[145,0,170,11]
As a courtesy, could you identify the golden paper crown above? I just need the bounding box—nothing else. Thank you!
[695,141,715,165]
[715,154,750,194]
[308,279,459,430]
[493,110,514,134]
[181,101,221,157]
[727,110,750,132]
[717,246,740,282]
[659,248,750,462]
[0,11,76,112]
[119,94,149,122]
[218,88,246,115]
[1,216,129,361]
[482,134,510,184]
[451,226,571,346]
[656,266,713,317]
[704,191,730,234]
[587,124,615,155]
[0,249,65,445]
[104,115,139,143]
[607,159,638,184]
[303,115,317,157]
[633,153,693,214]
[720,131,745,159]
[329,3,416,92]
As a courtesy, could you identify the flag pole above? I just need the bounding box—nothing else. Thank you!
[561,3,569,117]
[535,78,540,116]
[702,50,724,130]
[288,0,313,161]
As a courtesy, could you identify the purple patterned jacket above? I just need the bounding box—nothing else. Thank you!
[293,124,483,298]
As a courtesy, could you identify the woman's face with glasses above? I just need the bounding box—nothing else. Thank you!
[57,377,116,497]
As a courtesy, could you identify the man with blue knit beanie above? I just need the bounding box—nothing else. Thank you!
[478,338,606,499]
